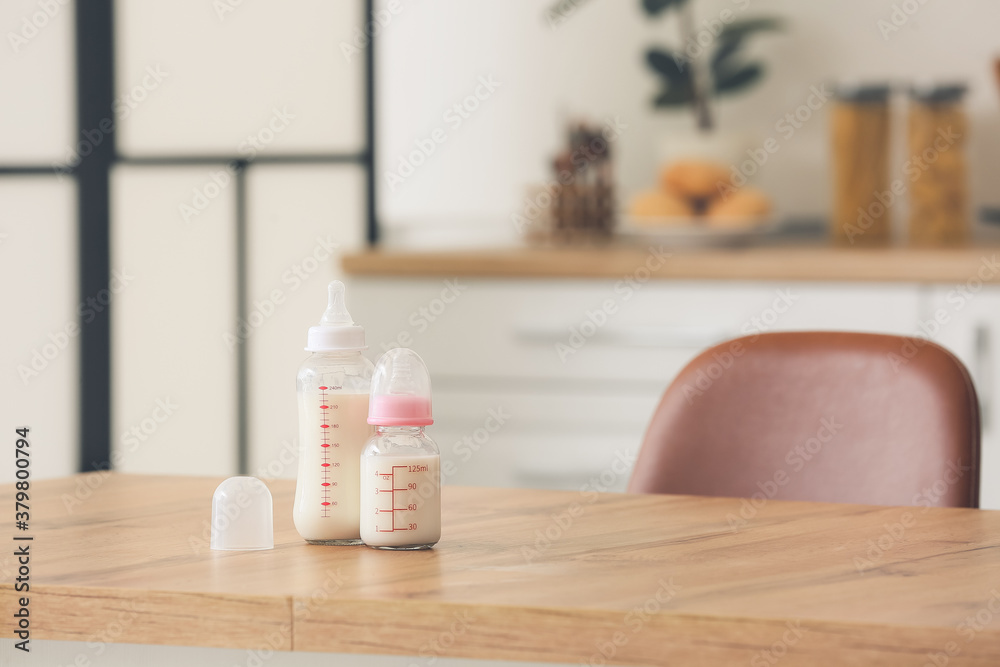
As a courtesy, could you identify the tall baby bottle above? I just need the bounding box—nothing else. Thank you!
[293,281,374,544]
[360,348,441,550]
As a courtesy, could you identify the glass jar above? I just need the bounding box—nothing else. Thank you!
[908,83,969,246]
[831,83,892,246]
[360,426,441,550]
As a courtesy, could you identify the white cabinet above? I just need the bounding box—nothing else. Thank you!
[924,285,1000,509]
[349,279,924,493]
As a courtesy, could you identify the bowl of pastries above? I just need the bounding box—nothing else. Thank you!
[622,158,775,243]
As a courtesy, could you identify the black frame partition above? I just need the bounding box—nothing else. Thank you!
[2,0,378,474]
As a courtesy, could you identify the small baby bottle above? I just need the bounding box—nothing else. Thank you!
[293,281,374,545]
[360,348,441,550]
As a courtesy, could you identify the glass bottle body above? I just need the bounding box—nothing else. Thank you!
[293,351,374,545]
[360,426,441,550]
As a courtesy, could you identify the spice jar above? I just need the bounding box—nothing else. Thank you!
[831,84,892,246]
[907,84,969,246]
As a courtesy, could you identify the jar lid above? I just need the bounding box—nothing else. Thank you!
[909,83,967,104]
[835,82,891,103]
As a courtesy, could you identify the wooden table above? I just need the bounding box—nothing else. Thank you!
[3,474,1000,665]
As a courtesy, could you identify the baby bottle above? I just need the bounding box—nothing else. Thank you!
[293,281,374,545]
[360,348,441,550]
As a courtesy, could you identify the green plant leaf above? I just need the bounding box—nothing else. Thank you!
[654,86,693,107]
[647,48,686,79]
[646,48,693,107]
[707,17,780,98]
[718,17,783,40]
[714,62,764,96]
[641,0,689,18]
[711,35,745,71]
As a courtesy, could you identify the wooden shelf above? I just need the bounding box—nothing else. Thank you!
[5,473,1000,664]
[342,245,1000,283]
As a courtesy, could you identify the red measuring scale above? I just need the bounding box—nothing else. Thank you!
[317,386,341,517]
[373,465,425,532]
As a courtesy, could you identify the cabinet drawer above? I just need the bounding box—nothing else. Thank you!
[350,279,921,383]
[431,387,660,490]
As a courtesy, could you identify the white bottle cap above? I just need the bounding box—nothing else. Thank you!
[306,281,367,352]
[211,476,274,551]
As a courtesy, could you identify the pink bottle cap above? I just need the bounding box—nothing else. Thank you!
[368,348,434,426]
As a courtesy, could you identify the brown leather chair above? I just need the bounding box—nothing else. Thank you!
[628,332,980,508]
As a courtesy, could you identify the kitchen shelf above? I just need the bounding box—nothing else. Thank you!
[342,245,1000,283]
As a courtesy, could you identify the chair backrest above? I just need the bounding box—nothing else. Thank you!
[627,332,980,508]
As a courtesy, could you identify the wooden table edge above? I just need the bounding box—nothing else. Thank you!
[6,583,999,664]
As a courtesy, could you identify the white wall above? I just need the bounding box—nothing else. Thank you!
[0,0,76,163]
[110,0,367,476]
[0,178,78,481]
[2,0,368,480]
[376,0,1000,242]
[1,0,78,480]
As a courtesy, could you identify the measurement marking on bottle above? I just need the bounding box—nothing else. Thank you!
[319,387,330,515]
[374,466,420,532]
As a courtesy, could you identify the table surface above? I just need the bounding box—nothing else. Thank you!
[341,245,1000,283]
[3,474,1000,665]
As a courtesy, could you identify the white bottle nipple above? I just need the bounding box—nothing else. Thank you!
[320,281,354,326]
[305,281,367,352]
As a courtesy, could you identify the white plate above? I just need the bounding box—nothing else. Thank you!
[617,215,779,245]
